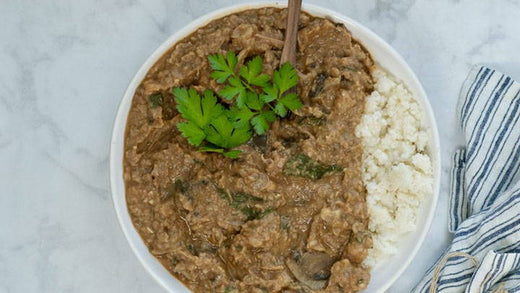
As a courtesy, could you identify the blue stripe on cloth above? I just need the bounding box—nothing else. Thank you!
[459,67,486,128]
[483,91,520,207]
[441,268,475,282]
[454,186,520,240]
[437,272,474,290]
[464,76,510,164]
[466,251,520,293]
[464,78,513,215]
[454,195,520,252]
[467,84,518,191]
[413,66,520,293]
[413,183,520,292]
[464,76,509,164]
[465,80,515,213]
[459,66,483,122]
[449,149,467,232]
[455,66,520,224]
[460,67,493,130]
[471,217,520,256]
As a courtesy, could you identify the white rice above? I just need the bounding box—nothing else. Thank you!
[355,68,434,267]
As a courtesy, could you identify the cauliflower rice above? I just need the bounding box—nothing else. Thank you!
[356,68,434,266]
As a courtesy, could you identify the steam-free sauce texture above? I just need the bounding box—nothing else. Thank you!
[124,7,374,293]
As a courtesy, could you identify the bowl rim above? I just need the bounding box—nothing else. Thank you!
[110,2,441,292]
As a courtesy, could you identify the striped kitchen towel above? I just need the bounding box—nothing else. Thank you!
[413,66,520,293]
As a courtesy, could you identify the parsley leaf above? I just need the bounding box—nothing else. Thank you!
[260,63,301,118]
[208,51,237,83]
[173,88,224,129]
[199,145,241,158]
[209,53,303,137]
[223,150,242,158]
[227,106,255,129]
[279,93,302,111]
[219,81,245,102]
[205,115,251,149]
[220,76,247,107]
[173,87,249,154]
[240,56,270,87]
[177,121,206,146]
[174,52,304,158]
[275,92,303,117]
[245,91,264,111]
[251,111,276,135]
[260,84,278,103]
[199,145,224,154]
[273,62,299,94]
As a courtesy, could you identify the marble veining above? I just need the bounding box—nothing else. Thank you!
[1,0,520,292]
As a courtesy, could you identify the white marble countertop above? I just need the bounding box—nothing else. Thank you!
[1,0,520,292]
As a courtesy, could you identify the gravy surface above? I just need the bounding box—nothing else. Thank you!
[124,7,374,293]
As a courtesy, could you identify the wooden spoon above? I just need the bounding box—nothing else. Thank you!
[281,0,302,66]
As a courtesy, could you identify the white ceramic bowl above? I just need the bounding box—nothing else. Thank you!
[110,2,441,292]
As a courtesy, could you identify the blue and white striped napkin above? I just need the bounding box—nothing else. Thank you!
[413,66,520,293]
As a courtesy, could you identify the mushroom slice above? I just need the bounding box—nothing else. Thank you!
[286,252,335,290]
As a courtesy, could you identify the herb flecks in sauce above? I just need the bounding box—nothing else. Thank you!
[148,92,164,108]
[297,115,327,126]
[125,7,374,293]
[220,189,272,221]
[283,153,343,180]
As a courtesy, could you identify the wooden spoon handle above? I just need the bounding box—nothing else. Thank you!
[281,0,302,66]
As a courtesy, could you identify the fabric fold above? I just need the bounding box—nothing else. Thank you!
[449,148,467,232]
[456,66,520,224]
[464,251,520,293]
[413,181,520,292]
[414,66,520,292]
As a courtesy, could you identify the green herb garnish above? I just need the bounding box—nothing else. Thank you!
[173,52,302,157]
[281,215,290,230]
[186,243,197,256]
[160,179,190,201]
[173,88,249,158]
[174,179,189,194]
[297,116,327,126]
[223,285,237,293]
[215,187,272,221]
[240,206,273,221]
[283,153,343,180]
[210,53,301,122]
[230,192,263,205]
[148,92,163,108]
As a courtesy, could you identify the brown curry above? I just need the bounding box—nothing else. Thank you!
[124,7,374,293]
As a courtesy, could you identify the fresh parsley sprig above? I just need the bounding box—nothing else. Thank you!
[172,51,303,158]
[209,52,302,134]
[173,88,249,158]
